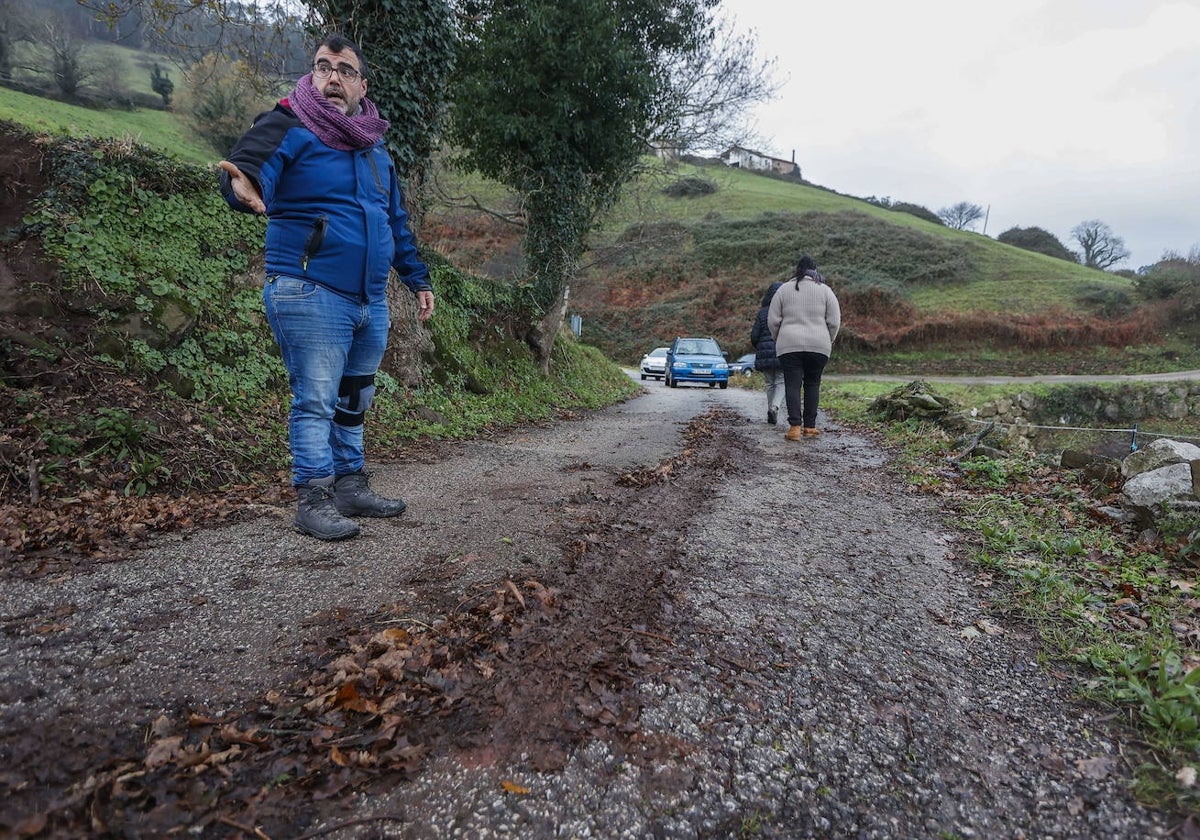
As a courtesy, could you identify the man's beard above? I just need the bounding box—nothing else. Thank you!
[325,89,351,115]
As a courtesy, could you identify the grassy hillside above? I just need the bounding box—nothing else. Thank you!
[7,51,1192,378]
[0,86,219,163]
[6,39,181,98]
[589,159,1131,302]
[422,156,1185,375]
[560,160,1193,373]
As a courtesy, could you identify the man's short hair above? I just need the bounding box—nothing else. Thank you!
[316,34,368,77]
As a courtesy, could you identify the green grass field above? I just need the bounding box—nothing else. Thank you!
[436,155,1134,318]
[5,40,184,99]
[611,160,1134,312]
[0,87,220,164]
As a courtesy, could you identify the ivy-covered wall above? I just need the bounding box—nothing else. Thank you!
[22,131,275,402]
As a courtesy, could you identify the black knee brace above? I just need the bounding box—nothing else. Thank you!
[334,373,376,427]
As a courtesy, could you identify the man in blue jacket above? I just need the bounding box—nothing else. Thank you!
[219,34,435,541]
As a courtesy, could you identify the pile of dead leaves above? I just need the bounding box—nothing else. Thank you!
[1,335,290,578]
[0,483,288,579]
[19,579,559,837]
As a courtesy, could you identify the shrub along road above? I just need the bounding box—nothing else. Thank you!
[0,376,1175,837]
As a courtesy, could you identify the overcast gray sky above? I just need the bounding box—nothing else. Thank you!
[718,0,1200,270]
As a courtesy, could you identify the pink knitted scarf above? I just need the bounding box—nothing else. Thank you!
[287,73,389,151]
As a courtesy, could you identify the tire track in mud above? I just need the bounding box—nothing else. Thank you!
[2,390,1176,838]
[434,407,755,774]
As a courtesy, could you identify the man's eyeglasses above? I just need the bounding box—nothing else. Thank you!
[312,61,363,82]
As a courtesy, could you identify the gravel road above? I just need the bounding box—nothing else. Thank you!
[0,373,1174,838]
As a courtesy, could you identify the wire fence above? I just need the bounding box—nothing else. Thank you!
[963,416,1200,455]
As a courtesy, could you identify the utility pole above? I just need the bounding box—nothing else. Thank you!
[982,204,991,235]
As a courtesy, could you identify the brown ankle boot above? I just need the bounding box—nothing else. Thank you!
[803,427,821,437]
[785,425,803,441]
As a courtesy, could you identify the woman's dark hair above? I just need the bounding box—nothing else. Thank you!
[793,254,819,289]
[317,34,369,78]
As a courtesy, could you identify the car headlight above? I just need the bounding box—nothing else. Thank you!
[672,361,687,369]
[715,363,728,371]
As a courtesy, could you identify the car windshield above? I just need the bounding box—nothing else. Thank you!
[647,348,667,358]
[675,339,722,356]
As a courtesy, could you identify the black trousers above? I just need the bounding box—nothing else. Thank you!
[778,351,828,428]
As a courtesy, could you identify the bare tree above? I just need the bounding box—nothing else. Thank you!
[0,0,40,83]
[82,0,310,92]
[937,201,984,231]
[41,16,94,99]
[0,0,18,82]
[652,16,780,155]
[1071,219,1130,270]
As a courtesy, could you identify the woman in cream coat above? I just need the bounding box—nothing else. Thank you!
[768,254,841,441]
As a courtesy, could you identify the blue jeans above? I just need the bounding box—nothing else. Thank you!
[762,369,785,413]
[263,276,389,486]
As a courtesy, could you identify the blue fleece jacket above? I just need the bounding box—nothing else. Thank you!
[219,101,431,302]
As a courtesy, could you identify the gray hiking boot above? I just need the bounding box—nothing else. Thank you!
[333,470,407,518]
[295,479,360,540]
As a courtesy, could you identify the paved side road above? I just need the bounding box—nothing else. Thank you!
[0,376,1173,837]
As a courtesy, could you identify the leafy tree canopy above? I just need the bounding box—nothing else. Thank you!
[449,0,717,312]
[307,0,455,181]
[997,226,1076,262]
[890,202,942,226]
[1134,247,1200,325]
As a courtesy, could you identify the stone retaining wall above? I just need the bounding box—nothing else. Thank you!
[966,383,1200,453]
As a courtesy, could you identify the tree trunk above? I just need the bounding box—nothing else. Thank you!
[527,285,570,374]
[382,272,435,387]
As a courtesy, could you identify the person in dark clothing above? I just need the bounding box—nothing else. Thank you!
[750,280,785,424]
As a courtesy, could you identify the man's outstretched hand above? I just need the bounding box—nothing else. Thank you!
[218,161,265,214]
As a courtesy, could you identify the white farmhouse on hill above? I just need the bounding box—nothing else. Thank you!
[719,145,801,179]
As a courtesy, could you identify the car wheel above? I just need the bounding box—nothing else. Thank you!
[709,382,716,388]
[641,373,647,380]
[719,381,728,389]
[668,374,678,388]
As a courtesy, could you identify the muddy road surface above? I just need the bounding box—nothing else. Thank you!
[0,374,1172,838]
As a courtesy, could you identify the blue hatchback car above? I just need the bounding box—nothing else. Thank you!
[665,337,730,389]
